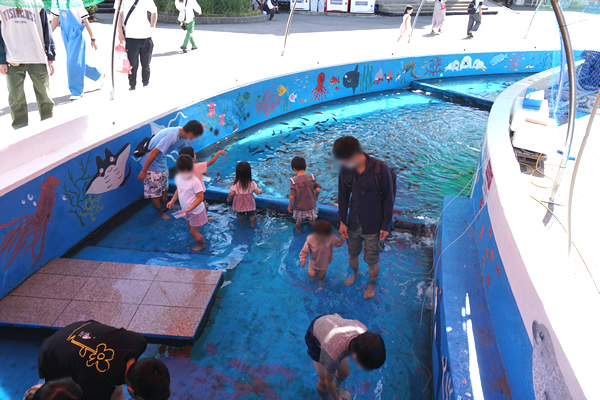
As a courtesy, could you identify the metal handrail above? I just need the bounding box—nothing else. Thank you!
[282,0,299,56]
[542,0,577,225]
[567,90,600,254]
[408,0,427,43]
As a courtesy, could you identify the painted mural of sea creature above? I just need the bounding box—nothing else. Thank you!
[219,114,226,126]
[460,56,473,70]
[277,85,289,96]
[385,70,393,83]
[524,64,535,69]
[403,61,421,79]
[373,68,384,84]
[532,321,572,400]
[330,76,340,85]
[85,144,131,195]
[0,175,60,270]
[472,59,487,71]
[289,91,297,102]
[310,72,328,101]
[445,60,459,72]
[207,103,216,118]
[490,53,508,66]
[343,65,360,94]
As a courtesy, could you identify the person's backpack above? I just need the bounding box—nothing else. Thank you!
[134,136,152,157]
[467,1,476,14]
[346,159,397,227]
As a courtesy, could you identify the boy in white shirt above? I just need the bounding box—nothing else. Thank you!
[167,154,208,251]
[117,0,157,90]
[0,0,56,129]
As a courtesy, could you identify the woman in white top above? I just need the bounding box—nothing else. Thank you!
[431,0,446,34]
[175,0,202,53]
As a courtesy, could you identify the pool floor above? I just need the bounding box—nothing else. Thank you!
[0,202,433,399]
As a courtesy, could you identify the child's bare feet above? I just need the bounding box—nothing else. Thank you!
[363,283,376,299]
[192,241,206,251]
[318,279,324,286]
[344,272,358,286]
[207,216,214,222]
[159,212,171,220]
[250,216,256,228]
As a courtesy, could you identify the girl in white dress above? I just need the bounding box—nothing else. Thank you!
[431,0,446,34]
[397,6,413,42]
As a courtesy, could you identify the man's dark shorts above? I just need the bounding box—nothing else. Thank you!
[347,223,381,265]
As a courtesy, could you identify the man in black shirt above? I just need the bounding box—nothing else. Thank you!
[38,320,170,400]
[335,136,395,300]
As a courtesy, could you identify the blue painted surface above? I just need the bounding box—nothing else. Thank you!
[433,196,510,400]
[410,81,495,110]
[1,202,434,399]
[0,51,553,298]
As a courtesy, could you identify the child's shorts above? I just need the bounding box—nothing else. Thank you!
[186,209,208,228]
[305,315,327,363]
[143,170,169,199]
[293,207,318,223]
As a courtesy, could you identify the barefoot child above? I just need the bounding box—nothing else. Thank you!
[288,156,321,233]
[299,220,344,286]
[397,6,413,42]
[305,314,386,400]
[167,155,208,251]
[227,161,263,228]
[178,146,226,189]
[137,120,204,220]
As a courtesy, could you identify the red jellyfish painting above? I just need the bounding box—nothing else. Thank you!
[0,175,61,270]
[310,72,328,101]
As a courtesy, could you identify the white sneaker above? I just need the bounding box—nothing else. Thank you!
[69,95,83,100]
[98,73,106,88]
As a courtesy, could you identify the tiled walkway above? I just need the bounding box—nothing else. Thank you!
[0,258,222,343]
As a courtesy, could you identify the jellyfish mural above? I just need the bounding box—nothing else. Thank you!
[310,72,328,101]
[0,175,61,270]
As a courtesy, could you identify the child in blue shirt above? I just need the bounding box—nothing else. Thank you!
[138,120,203,220]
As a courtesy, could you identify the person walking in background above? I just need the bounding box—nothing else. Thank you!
[334,136,395,300]
[396,6,413,42]
[50,1,104,100]
[118,0,157,90]
[466,0,482,38]
[175,0,202,53]
[0,1,56,129]
[431,0,446,34]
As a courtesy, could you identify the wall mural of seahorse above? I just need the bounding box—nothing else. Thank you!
[0,175,60,270]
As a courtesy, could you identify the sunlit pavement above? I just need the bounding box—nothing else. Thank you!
[0,5,596,134]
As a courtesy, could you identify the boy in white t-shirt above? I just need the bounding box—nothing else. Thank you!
[167,154,208,251]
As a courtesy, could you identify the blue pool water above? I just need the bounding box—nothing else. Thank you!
[420,73,532,101]
[197,89,488,222]
[0,202,433,399]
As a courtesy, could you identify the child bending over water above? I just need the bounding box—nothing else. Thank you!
[178,146,226,187]
[167,155,208,251]
[288,156,321,233]
[227,161,263,227]
[300,220,344,286]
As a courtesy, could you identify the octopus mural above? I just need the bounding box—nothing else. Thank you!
[310,72,328,101]
[0,175,60,270]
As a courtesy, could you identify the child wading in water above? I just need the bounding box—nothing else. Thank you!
[227,161,263,227]
[288,156,321,233]
[300,220,344,286]
[167,155,208,251]
[397,6,413,42]
[178,146,226,188]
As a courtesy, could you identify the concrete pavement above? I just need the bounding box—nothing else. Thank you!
[0,5,596,135]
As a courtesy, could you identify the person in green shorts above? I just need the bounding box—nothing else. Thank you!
[0,2,56,129]
[175,0,202,53]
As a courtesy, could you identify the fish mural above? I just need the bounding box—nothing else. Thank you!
[85,144,131,195]
[219,114,226,126]
[445,60,459,72]
[207,103,216,118]
[343,65,360,94]
[277,85,289,96]
[403,61,421,79]
[329,76,340,85]
[490,53,508,66]
[0,175,60,270]
[289,91,297,102]
[373,68,384,84]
